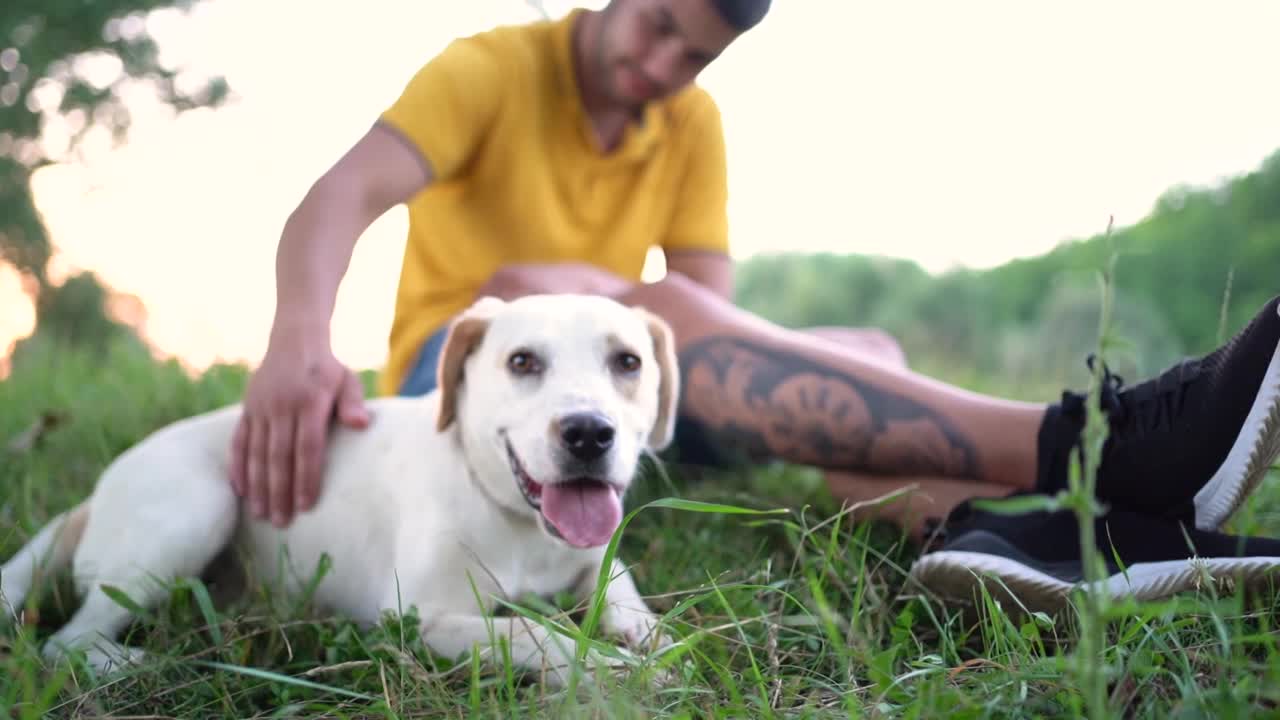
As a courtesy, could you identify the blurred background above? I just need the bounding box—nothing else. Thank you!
[2,0,1279,400]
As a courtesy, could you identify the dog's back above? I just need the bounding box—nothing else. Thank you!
[2,395,452,641]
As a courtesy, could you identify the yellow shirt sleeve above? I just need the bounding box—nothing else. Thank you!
[662,94,730,254]
[379,37,506,182]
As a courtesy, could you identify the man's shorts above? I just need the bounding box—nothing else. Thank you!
[396,324,452,397]
[396,322,737,470]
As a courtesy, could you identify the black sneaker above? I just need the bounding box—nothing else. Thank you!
[1037,294,1280,530]
[911,493,1280,613]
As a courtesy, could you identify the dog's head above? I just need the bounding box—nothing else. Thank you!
[434,293,679,549]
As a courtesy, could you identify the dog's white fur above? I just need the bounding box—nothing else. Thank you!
[0,294,680,686]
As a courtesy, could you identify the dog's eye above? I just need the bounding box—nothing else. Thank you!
[612,351,642,374]
[507,350,542,376]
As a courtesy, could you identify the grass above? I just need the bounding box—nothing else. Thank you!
[3,325,1280,718]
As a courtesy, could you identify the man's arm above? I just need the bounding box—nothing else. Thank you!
[663,249,733,301]
[231,33,507,528]
[274,122,432,337]
[229,123,433,528]
[660,91,732,301]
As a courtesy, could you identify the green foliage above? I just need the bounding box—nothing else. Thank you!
[1,0,229,347]
[998,279,1184,393]
[735,252,932,330]
[735,147,1280,400]
[1,0,230,175]
[9,271,149,371]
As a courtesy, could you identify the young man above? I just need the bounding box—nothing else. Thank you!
[229,0,1280,605]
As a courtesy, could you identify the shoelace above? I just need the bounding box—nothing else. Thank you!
[1086,353,1200,441]
[1086,353,1125,415]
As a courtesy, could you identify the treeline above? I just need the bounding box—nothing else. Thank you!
[1,0,228,375]
[733,148,1280,398]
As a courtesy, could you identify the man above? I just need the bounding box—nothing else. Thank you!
[229,0,1280,602]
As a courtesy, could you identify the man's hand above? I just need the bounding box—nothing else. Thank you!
[477,262,636,300]
[229,328,371,528]
[225,121,433,527]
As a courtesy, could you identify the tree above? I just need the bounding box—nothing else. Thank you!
[1,0,229,360]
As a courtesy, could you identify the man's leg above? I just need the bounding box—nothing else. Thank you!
[821,472,1011,543]
[725,320,1001,538]
[621,273,1045,490]
[619,275,1280,533]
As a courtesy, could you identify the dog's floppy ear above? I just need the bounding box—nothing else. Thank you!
[435,296,506,432]
[634,306,680,450]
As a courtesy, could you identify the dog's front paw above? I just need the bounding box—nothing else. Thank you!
[43,638,148,678]
[540,643,638,689]
[602,605,670,652]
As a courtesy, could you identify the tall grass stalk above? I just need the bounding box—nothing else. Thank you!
[1063,216,1122,720]
[1216,265,1235,347]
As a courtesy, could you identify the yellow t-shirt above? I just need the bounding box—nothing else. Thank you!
[374,9,730,396]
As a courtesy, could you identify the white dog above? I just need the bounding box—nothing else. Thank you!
[0,294,680,686]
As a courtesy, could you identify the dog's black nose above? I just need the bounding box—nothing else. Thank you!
[559,412,615,462]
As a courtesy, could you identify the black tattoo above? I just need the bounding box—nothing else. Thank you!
[676,336,981,479]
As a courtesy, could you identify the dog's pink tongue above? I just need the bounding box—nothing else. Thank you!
[541,480,622,548]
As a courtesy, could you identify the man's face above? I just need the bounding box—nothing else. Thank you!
[595,0,741,106]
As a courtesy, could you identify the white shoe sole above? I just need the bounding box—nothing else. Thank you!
[910,549,1280,614]
[1193,301,1280,531]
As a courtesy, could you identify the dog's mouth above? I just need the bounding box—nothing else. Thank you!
[505,438,546,510]
[503,435,623,549]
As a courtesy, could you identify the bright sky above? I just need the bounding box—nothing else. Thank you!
[3,0,1279,374]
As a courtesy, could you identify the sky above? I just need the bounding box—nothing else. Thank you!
[3,0,1279,374]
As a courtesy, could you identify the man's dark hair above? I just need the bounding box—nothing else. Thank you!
[711,0,771,31]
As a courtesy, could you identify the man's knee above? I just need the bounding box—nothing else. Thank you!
[635,270,721,309]
[803,326,908,366]
[861,328,907,365]
[613,270,730,334]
